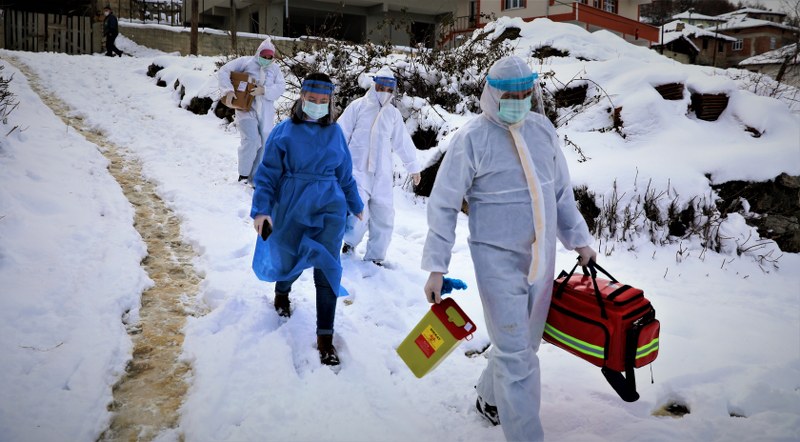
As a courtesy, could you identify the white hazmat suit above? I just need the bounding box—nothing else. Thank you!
[421,57,593,441]
[219,38,286,180]
[338,67,421,262]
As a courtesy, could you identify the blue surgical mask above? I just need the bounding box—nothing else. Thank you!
[257,58,273,68]
[498,97,531,124]
[302,100,329,120]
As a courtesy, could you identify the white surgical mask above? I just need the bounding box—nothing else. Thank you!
[257,58,273,69]
[104,10,110,16]
[376,91,392,105]
[303,100,329,120]
[498,96,531,124]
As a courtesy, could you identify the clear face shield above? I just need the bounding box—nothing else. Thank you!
[530,81,545,116]
[373,76,396,106]
[297,79,336,120]
[487,72,544,124]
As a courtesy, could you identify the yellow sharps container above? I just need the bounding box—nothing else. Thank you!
[397,297,477,378]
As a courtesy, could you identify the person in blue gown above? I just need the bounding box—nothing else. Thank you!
[250,72,364,366]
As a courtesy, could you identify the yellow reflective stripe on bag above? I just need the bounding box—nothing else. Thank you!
[636,338,659,359]
[544,323,605,359]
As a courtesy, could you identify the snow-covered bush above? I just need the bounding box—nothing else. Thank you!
[275,29,515,119]
[147,16,798,263]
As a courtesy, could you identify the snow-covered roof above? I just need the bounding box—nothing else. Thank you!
[715,7,786,19]
[710,14,798,32]
[658,33,700,52]
[740,43,799,66]
[658,20,736,46]
[672,10,725,22]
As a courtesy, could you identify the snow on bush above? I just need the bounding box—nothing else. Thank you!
[146,17,800,264]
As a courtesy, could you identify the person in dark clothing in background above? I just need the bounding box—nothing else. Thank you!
[102,6,124,57]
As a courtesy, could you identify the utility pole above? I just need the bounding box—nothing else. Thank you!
[658,0,667,54]
[712,25,719,67]
[190,0,199,55]
[230,0,237,53]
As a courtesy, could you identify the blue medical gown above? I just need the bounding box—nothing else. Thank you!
[250,119,364,297]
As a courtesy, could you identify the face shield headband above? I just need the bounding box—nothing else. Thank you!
[374,76,397,89]
[486,73,539,92]
[301,79,335,95]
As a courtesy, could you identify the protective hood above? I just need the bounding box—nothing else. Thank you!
[480,56,547,284]
[374,66,395,82]
[479,56,536,128]
[254,38,276,60]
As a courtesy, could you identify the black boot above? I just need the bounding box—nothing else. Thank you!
[274,291,291,318]
[317,334,340,366]
[476,396,500,426]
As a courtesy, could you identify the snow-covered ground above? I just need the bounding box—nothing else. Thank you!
[1,18,799,442]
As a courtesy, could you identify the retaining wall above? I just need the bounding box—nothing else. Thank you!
[120,22,302,57]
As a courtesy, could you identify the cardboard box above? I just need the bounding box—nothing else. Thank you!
[223,71,255,111]
[396,297,477,378]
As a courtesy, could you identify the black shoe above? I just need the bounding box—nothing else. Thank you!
[371,260,384,267]
[274,291,291,318]
[238,175,249,183]
[317,334,340,366]
[341,243,353,255]
[476,396,500,426]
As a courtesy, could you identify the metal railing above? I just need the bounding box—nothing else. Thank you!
[438,15,479,48]
[124,0,183,26]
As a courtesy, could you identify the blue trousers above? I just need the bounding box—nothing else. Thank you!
[275,268,336,335]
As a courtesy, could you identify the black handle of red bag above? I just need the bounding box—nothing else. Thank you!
[601,366,640,402]
[554,258,613,319]
[583,259,618,283]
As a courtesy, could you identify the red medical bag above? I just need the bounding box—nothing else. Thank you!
[544,261,660,402]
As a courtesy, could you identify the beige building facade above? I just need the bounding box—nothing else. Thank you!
[446,0,658,46]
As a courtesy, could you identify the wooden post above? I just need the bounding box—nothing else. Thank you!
[230,0,237,52]
[190,0,198,55]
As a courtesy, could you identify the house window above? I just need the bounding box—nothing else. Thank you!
[733,40,743,51]
[770,37,777,49]
[604,0,616,13]
[503,0,525,9]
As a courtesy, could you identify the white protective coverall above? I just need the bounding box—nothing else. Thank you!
[218,38,286,179]
[421,56,593,442]
[338,67,421,262]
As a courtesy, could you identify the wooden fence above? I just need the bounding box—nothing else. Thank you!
[3,9,98,55]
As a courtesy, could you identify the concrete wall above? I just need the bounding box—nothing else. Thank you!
[119,22,303,56]
[662,48,693,64]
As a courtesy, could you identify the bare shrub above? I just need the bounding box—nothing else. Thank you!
[1,65,19,124]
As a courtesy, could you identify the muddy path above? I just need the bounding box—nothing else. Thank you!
[7,57,202,442]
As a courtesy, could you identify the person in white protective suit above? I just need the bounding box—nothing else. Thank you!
[421,56,597,442]
[218,38,286,184]
[337,66,422,266]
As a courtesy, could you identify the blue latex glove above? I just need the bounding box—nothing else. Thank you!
[441,277,467,295]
